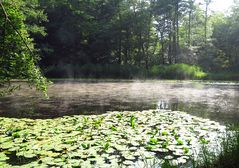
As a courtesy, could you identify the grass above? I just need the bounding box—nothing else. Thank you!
[195,125,239,168]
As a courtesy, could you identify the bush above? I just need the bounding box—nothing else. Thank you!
[44,63,206,80]
[149,64,206,80]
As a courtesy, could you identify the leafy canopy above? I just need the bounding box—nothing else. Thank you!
[0,0,48,96]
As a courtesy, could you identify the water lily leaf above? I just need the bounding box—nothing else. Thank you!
[0,110,226,167]
[126,155,136,160]
[37,150,60,157]
[67,159,83,166]
[177,157,187,164]
[152,148,169,153]
[8,146,20,152]
[143,152,155,159]
[0,162,10,167]
[24,152,37,159]
[1,142,14,150]
[123,160,134,165]
[0,137,12,143]
[164,155,174,160]
[0,153,9,162]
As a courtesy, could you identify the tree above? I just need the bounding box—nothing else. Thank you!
[211,0,239,71]
[0,0,48,96]
[204,0,212,44]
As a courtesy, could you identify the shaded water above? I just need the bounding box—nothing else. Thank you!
[0,80,238,123]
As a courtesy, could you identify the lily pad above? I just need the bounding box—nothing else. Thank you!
[0,153,9,162]
[0,109,226,167]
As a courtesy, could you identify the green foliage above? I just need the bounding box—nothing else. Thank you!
[206,71,239,81]
[45,64,144,79]
[81,143,90,150]
[110,125,117,131]
[102,142,110,152]
[196,128,239,168]
[0,110,226,167]
[176,139,184,145]
[162,131,169,136]
[129,115,137,129]
[196,1,239,73]
[44,63,206,80]
[1,0,239,91]
[183,147,189,154]
[162,139,169,149]
[162,160,178,168]
[197,43,229,72]
[149,64,206,79]
[0,0,48,96]
[149,138,159,145]
[12,132,21,139]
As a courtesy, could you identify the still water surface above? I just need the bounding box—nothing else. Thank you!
[0,80,238,124]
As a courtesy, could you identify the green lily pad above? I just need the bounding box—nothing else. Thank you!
[0,109,226,167]
[124,155,136,160]
[24,152,37,159]
[123,160,134,165]
[1,142,14,149]
[164,155,174,160]
[0,153,9,162]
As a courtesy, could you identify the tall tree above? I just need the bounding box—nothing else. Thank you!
[204,0,212,44]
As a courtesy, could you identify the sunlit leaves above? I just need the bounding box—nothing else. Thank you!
[0,0,48,96]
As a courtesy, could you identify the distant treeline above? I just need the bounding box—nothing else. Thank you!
[45,63,206,79]
[1,0,239,82]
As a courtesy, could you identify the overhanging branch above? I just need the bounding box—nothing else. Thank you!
[0,0,33,55]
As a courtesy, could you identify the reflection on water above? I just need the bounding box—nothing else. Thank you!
[0,80,238,123]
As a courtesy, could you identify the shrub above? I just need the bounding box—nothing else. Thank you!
[149,64,206,80]
[44,63,206,80]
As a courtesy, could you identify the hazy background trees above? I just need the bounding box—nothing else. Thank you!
[1,0,239,80]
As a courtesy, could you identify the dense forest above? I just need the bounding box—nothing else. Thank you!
[1,0,239,93]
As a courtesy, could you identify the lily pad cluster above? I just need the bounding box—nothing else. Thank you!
[0,110,225,167]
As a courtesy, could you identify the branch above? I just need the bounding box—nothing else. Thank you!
[0,0,33,55]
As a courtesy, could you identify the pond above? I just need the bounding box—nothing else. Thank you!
[0,80,238,123]
[0,80,238,167]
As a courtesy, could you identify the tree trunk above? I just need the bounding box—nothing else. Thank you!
[188,10,192,46]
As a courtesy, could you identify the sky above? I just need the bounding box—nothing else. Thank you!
[196,0,234,13]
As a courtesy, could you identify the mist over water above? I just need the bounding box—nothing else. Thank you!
[0,80,238,123]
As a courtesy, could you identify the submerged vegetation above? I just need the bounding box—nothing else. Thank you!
[0,110,225,167]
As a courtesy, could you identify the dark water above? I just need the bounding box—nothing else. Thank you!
[0,80,238,124]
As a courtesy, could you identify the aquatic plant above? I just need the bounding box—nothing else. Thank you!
[129,115,137,129]
[195,126,239,168]
[0,110,225,167]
